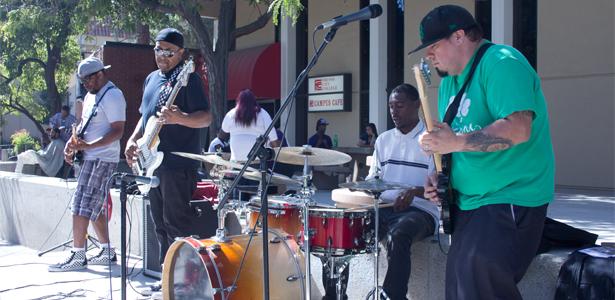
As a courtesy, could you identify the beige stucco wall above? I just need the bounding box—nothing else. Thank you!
[236,1,276,50]
[538,0,614,188]
[307,0,361,147]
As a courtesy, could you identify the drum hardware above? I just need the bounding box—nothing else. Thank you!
[340,178,417,300]
[319,254,352,300]
[212,286,236,296]
[172,24,345,299]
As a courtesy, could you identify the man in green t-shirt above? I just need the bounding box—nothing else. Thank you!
[411,5,555,300]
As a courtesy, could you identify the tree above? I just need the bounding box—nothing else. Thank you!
[0,0,86,140]
[104,0,303,134]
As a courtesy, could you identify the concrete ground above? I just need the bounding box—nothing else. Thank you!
[0,240,157,300]
[0,187,613,300]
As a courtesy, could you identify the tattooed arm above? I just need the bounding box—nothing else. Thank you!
[419,110,534,154]
[463,110,534,152]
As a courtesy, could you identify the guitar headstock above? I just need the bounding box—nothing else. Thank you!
[178,57,195,87]
[419,58,432,86]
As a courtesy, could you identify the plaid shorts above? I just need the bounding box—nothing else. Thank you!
[71,160,117,221]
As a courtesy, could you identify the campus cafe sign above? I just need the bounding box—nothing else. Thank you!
[307,74,351,112]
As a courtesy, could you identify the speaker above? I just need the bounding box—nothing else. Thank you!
[143,198,161,279]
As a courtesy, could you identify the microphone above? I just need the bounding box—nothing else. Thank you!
[119,173,160,188]
[316,4,383,30]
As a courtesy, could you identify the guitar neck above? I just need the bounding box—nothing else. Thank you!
[413,65,443,173]
[144,77,184,147]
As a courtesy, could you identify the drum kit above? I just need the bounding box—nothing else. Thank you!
[164,146,416,300]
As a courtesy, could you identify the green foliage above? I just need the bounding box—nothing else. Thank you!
[0,0,84,123]
[267,0,303,25]
[10,129,40,154]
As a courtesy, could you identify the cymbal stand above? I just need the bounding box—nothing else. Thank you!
[365,189,388,300]
[298,149,316,300]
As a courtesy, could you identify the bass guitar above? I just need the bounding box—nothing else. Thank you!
[412,59,454,234]
[132,58,194,194]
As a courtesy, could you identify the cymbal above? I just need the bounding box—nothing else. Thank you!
[243,170,301,186]
[339,178,417,193]
[273,146,352,166]
[172,152,257,171]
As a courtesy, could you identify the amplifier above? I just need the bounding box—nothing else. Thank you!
[142,198,161,279]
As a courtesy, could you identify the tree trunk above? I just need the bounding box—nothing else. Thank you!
[205,0,235,135]
[45,46,62,113]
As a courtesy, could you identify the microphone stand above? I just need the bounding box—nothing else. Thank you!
[216,26,340,300]
[105,172,130,300]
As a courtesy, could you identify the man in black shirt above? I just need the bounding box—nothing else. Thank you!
[125,28,214,267]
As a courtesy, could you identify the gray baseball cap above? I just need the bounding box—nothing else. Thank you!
[77,57,111,79]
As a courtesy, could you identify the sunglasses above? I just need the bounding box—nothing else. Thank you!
[79,71,100,84]
[154,47,180,58]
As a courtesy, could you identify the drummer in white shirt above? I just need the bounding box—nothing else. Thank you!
[324,83,438,300]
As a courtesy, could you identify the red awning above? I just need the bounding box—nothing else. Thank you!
[227,43,280,100]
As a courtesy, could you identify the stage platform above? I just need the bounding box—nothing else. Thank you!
[0,171,613,299]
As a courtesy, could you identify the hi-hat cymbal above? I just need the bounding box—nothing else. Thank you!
[242,170,301,186]
[172,152,257,171]
[339,178,417,193]
[273,146,352,166]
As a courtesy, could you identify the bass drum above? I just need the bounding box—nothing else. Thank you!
[162,229,306,300]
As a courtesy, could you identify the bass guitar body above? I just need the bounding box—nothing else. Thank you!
[132,115,165,194]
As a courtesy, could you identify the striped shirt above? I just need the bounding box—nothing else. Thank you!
[367,121,440,224]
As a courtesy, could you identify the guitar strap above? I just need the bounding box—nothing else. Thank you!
[440,42,493,174]
[442,43,493,126]
[77,85,115,138]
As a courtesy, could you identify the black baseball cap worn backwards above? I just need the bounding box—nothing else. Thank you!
[409,5,478,54]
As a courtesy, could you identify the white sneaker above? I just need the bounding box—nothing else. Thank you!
[87,247,117,265]
[48,250,87,272]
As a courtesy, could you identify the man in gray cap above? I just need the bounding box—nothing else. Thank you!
[414,5,554,299]
[124,27,214,277]
[49,56,126,271]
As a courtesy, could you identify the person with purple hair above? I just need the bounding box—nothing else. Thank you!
[221,89,280,161]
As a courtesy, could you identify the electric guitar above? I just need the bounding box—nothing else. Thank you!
[68,123,83,167]
[413,59,454,234]
[132,58,194,194]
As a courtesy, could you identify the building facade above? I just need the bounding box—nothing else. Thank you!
[234,0,614,189]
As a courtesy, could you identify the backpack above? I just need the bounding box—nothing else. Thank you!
[554,246,615,300]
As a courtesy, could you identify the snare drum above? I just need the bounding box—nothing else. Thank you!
[246,195,302,239]
[306,207,374,256]
[162,229,307,300]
